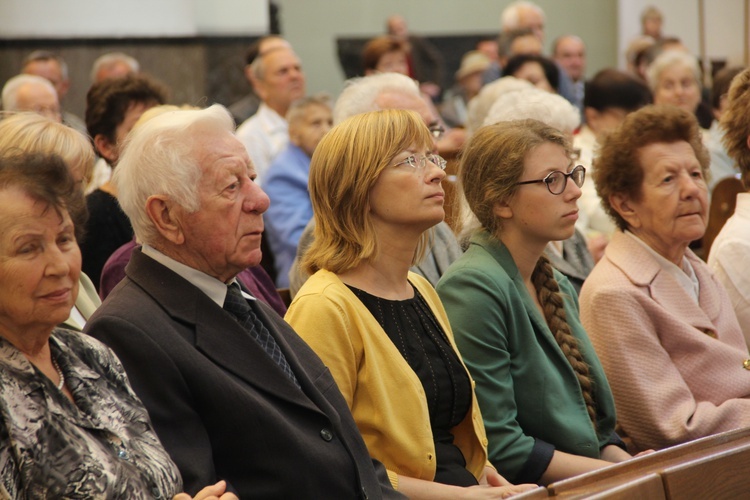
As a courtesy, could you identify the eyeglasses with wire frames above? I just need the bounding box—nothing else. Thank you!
[515,164,586,195]
[392,153,447,171]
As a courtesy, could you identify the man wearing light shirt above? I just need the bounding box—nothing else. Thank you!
[235,45,306,184]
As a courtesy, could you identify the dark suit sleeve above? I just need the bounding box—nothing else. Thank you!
[85,314,222,495]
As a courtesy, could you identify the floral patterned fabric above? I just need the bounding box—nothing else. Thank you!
[0,328,181,499]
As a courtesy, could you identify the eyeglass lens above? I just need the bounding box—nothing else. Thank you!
[546,166,585,194]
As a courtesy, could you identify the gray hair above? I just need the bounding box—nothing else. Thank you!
[286,93,332,124]
[332,72,420,125]
[249,46,296,82]
[501,1,545,31]
[90,52,140,82]
[114,104,234,245]
[465,76,534,134]
[22,50,69,80]
[2,74,57,111]
[484,87,581,133]
[646,50,701,92]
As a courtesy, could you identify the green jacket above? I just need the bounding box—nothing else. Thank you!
[437,230,619,484]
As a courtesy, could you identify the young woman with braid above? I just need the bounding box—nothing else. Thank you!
[437,119,637,486]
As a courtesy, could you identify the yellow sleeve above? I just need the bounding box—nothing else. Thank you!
[285,290,360,409]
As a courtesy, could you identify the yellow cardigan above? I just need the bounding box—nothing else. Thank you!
[285,269,489,490]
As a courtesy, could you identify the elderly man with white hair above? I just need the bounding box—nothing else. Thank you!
[1,74,61,122]
[501,1,546,42]
[289,72,464,296]
[84,104,403,499]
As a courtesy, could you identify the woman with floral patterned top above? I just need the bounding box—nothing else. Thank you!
[0,149,232,500]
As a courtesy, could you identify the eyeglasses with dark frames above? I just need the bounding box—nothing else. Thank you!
[515,164,586,195]
[392,154,447,171]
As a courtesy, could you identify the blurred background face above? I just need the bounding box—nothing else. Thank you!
[518,7,545,42]
[97,101,156,165]
[585,107,628,139]
[387,15,408,39]
[94,61,135,83]
[477,40,499,62]
[255,48,306,111]
[375,50,409,75]
[460,71,484,98]
[510,34,543,58]
[554,37,586,82]
[654,64,701,113]
[289,104,333,157]
[643,16,663,39]
[513,61,553,92]
[15,83,61,122]
[23,59,68,99]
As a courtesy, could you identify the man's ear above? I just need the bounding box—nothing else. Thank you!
[492,199,513,220]
[145,195,185,245]
[93,134,118,164]
[58,78,71,99]
[609,192,640,229]
[243,64,254,86]
[247,68,266,101]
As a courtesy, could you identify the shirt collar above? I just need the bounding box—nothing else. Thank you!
[625,231,700,302]
[141,245,256,308]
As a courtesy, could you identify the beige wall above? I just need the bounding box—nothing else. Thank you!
[276,0,619,95]
[618,0,747,75]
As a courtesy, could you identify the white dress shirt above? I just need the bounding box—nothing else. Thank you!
[708,192,750,348]
[235,103,289,185]
[574,125,616,237]
[141,245,256,307]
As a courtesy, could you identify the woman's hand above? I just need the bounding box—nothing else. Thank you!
[471,467,539,497]
[600,444,633,463]
[172,480,238,500]
[479,466,511,486]
[460,483,541,499]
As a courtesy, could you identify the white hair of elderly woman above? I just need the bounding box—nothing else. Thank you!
[465,76,534,134]
[646,50,701,92]
[460,87,581,237]
[483,87,581,133]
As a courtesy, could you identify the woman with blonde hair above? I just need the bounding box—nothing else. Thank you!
[286,109,535,498]
[438,120,635,485]
[0,112,94,191]
[0,112,99,331]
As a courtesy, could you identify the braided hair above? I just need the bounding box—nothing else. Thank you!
[531,255,597,429]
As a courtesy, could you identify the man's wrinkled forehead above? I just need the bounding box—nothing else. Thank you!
[193,128,250,171]
[375,90,435,126]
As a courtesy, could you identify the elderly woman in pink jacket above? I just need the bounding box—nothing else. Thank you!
[579,105,750,453]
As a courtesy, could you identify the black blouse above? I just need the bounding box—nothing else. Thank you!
[348,284,477,486]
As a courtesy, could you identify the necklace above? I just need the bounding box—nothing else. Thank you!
[51,356,65,390]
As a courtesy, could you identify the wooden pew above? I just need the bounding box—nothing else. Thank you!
[701,176,744,258]
[546,427,750,498]
[659,440,750,499]
[512,486,551,499]
[585,473,665,500]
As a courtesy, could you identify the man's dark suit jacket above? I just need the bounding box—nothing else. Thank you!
[85,249,402,498]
